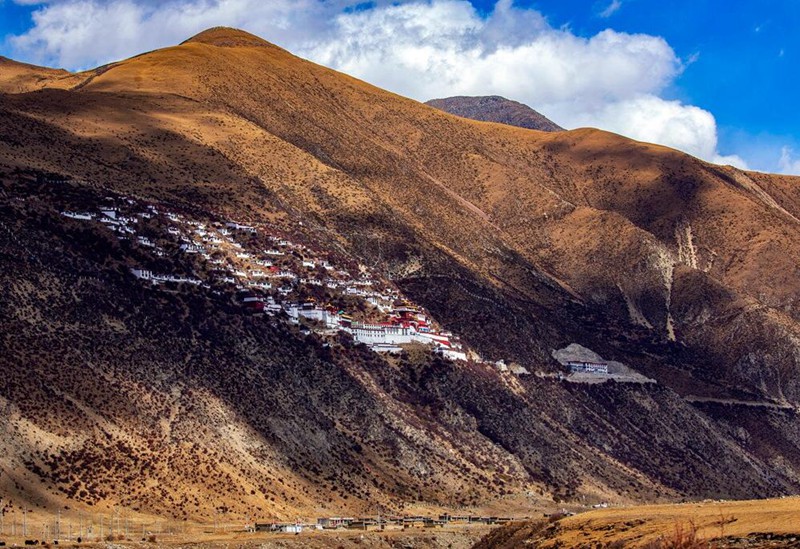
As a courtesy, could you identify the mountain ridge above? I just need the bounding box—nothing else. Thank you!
[425,95,564,132]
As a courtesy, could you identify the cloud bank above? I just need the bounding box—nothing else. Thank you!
[5,0,748,168]
[779,147,800,175]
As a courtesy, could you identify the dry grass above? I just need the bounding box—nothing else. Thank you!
[546,497,800,547]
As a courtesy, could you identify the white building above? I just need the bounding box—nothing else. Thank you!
[567,361,609,374]
[284,303,341,329]
[61,211,93,220]
[350,323,417,346]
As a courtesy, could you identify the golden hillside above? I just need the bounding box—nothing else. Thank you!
[3,27,800,526]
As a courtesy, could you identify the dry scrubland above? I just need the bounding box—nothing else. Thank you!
[477,497,800,548]
[3,27,800,527]
[0,529,489,549]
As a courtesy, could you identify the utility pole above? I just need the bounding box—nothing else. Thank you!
[22,507,27,537]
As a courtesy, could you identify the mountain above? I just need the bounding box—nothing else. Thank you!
[0,56,85,93]
[425,95,564,132]
[3,27,800,528]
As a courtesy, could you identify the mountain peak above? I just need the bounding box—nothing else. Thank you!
[182,27,274,48]
[426,95,564,132]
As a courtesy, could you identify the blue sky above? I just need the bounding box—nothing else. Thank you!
[0,0,798,173]
[515,0,800,173]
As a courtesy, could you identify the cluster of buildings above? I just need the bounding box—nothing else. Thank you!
[255,514,513,533]
[60,193,622,378]
[62,195,470,362]
[131,269,202,286]
[63,199,389,298]
[241,295,467,359]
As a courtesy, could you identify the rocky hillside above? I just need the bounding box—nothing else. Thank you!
[425,95,563,132]
[3,27,800,524]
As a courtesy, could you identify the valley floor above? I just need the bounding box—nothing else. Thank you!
[5,498,800,547]
[0,524,493,548]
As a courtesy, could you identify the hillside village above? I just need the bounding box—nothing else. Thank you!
[60,192,477,363]
[56,187,654,380]
[50,183,655,382]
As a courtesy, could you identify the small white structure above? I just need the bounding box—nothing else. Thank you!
[567,361,609,374]
[226,221,257,233]
[180,243,203,254]
[284,303,341,329]
[438,348,468,361]
[131,268,154,280]
[350,323,417,346]
[61,211,93,220]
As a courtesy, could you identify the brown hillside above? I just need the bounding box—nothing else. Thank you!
[3,27,800,523]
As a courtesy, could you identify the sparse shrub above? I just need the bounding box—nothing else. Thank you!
[644,520,713,549]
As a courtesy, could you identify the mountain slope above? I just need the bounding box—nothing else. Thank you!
[3,27,800,523]
[0,56,84,93]
[425,95,564,132]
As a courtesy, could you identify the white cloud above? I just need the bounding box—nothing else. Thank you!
[302,3,680,110]
[599,0,623,18]
[5,0,746,168]
[8,0,337,70]
[557,95,748,168]
[299,1,744,166]
[779,147,800,175]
